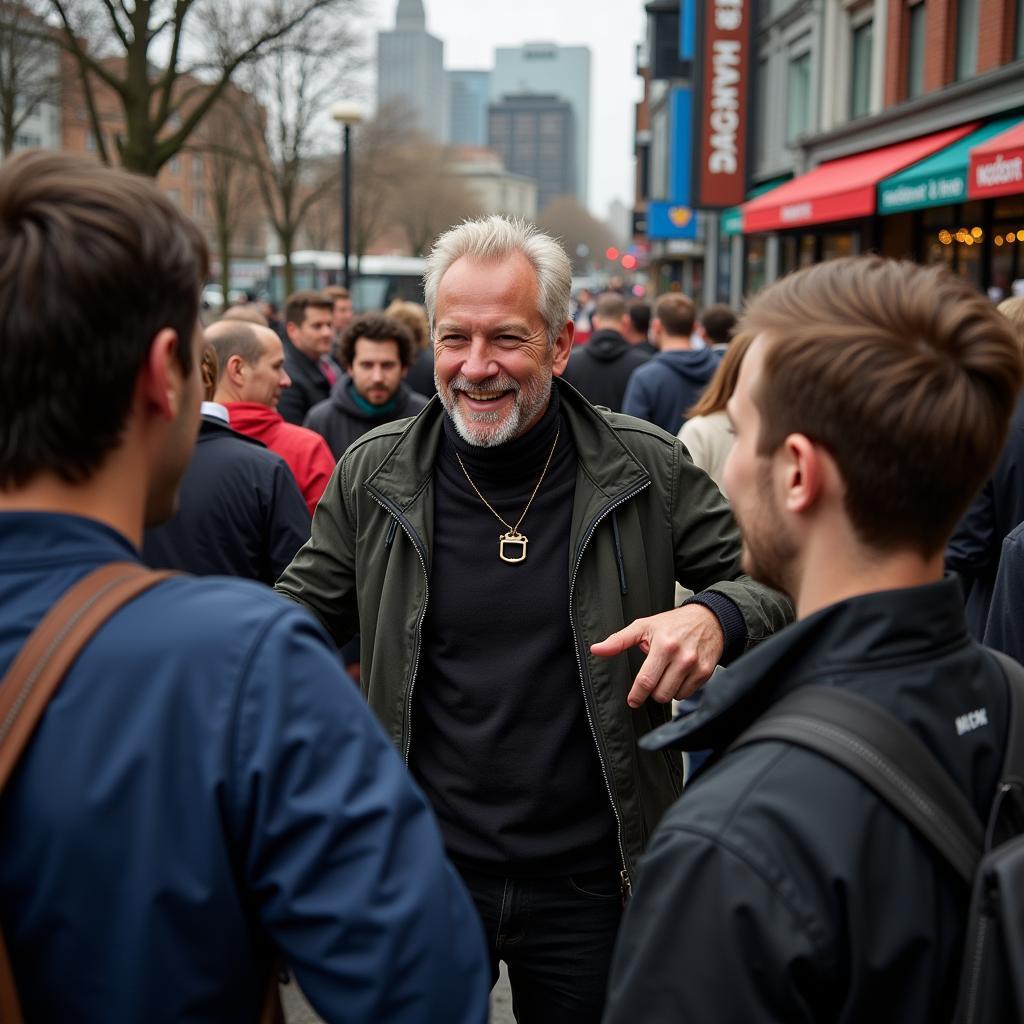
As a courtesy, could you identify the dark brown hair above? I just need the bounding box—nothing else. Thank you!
[284,289,333,327]
[340,314,415,368]
[0,150,207,487]
[687,331,754,418]
[742,257,1023,556]
[700,303,737,345]
[655,293,696,337]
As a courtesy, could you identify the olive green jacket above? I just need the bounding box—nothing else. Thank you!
[276,384,793,883]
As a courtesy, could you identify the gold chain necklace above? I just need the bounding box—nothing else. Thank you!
[454,428,560,564]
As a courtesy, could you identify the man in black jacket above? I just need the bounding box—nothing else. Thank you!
[304,313,429,459]
[561,291,649,411]
[605,257,1023,1023]
[278,290,336,425]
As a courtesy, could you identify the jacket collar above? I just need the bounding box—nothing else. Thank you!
[644,575,970,753]
[365,380,650,511]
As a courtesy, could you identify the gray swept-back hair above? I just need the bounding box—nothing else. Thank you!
[423,216,573,347]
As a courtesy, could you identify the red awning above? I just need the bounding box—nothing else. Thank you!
[968,120,1024,199]
[742,124,976,233]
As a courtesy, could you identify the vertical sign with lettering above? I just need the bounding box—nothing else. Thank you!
[693,0,751,208]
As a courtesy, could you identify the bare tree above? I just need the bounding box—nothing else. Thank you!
[189,87,266,302]
[47,0,356,175]
[388,138,481,257]
[0,0,58,157]
[537,196,618,275]
[240,14,363,294]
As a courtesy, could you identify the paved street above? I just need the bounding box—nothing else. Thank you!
[281,963,515,1023]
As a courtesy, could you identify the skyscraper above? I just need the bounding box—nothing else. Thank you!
[491,43,591,204]
[488,95,576,213]
[448,70,491,147]
[377,0,447,142]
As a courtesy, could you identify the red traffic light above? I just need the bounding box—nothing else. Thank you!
[605,247,620,261]
[621,254,638,270]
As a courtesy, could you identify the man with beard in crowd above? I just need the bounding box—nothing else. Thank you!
[276,215,791,1022]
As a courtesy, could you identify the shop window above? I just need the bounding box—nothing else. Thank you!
[745,236,767,296]
[786,51,811,143]
[955,0,979,80]
[849,20,873,119]
[905,0,926,99]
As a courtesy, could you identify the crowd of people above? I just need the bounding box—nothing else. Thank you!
[1,149,1024,1024]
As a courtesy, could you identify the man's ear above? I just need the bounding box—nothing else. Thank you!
[225,353,247,388]
[285,320,298,343]
[781,433,824,513]
[551,319,575,377]
[141,328,184,420]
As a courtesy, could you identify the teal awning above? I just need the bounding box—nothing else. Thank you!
[721,177,791,236]
[877,118,1019,214]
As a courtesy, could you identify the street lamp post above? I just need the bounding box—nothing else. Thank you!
[330,101,365,291]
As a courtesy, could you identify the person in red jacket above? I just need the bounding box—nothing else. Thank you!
[208,320,335,516]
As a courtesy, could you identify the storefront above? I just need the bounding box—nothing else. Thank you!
[734,116,1024,298]
[739,125,976,277]
[877,117,1024,297]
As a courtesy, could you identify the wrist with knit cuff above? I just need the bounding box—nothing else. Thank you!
[680,590,746,664]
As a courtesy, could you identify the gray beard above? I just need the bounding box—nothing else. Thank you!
[436,370,553,448]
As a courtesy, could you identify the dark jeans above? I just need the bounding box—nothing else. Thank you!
[455,863,623,1024]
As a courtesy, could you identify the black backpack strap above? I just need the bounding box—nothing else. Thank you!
[983,650,1024,848]
[729,685,983,883]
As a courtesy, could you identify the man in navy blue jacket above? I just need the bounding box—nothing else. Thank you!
[0,151,489,1023]
[143,343,311,584]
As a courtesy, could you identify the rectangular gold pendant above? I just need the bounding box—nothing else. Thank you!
[499,532,528,564]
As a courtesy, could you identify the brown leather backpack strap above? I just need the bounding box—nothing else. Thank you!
[0,560,173,1022]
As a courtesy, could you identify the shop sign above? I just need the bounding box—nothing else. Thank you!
[968,122,1024,200]
[692,0,752,209]
[648,201,700,239]
[878,173,965,213]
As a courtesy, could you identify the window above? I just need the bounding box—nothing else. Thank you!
[193,190,204,218]
[786,52,811,143]
[906,1,926,98]
[850,20,874,118]
[1017,0,1024,58]
[168,156,181,175]
[955,0,979,79]
[166,188,181,206]
[191,155,203,181]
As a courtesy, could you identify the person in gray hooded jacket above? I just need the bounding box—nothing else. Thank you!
[304,313,429,459]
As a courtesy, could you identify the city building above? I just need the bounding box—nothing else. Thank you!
[451,147,538,219]
[448,69,491,147]
[377,0,447,142]
[637,0,1024,306]
[488,94,576,213]
[61,61,268,294]
[0,12,62,155]
[492,43,591,204]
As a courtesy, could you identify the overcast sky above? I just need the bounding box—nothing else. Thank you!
[363,0,647,221]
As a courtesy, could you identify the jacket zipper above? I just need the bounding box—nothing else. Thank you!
[569,479,651,898]
[369,492,430,763]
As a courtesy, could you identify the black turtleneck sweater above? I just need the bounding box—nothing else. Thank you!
[409,388,619,874]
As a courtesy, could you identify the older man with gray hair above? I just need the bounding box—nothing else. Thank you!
[276,215,791,1021]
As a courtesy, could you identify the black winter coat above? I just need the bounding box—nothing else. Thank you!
[303,377,429,460]
[143,417,310,583]
[560,330,649,413]
[946,391,1024,638]
[605,577,1010,1024]
[278,337,333,425]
